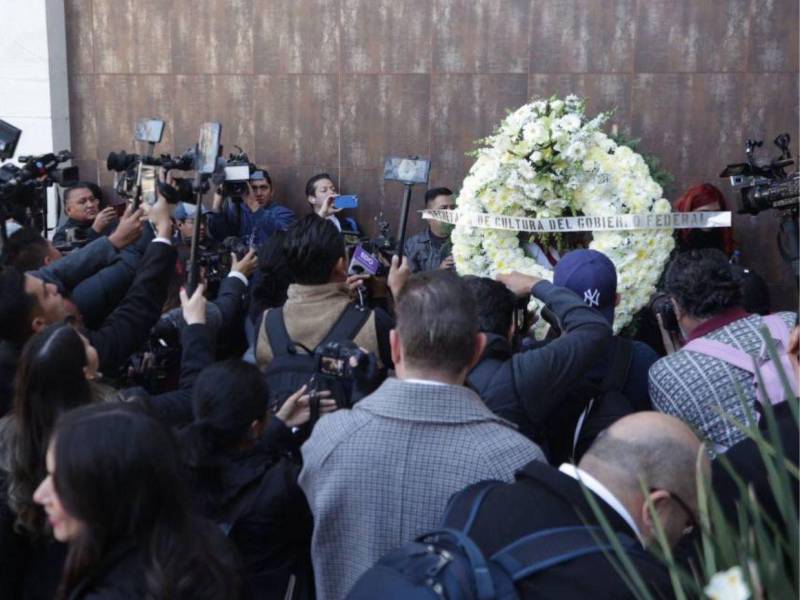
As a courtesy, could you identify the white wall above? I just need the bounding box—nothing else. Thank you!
[0,0,70,234]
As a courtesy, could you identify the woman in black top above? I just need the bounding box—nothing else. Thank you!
[33,403,239,599]
[180,359,335,600]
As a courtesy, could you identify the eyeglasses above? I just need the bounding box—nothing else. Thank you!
[650,487,697,536]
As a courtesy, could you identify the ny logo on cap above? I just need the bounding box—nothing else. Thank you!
[584,288,600,308]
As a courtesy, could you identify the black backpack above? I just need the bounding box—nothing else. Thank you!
[346,480,638,600]
[263,303,370,414]
[547,337,634,464]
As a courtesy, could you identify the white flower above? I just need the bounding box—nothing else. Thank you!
[558,113,581,132]
[704,566,750,600]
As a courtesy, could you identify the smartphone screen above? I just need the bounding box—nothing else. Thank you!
[140,165,157,206]
[334,195,359,209]
[196,122,222,174]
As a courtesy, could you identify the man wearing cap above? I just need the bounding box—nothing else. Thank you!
[544,249,661,463]
[174,201,209,246]
[208,167,296,246]
[464,268,612,457]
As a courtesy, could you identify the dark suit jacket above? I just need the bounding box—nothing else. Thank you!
[465,461,674,600]
[86,240,176,373]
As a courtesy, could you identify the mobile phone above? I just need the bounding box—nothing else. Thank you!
[334,195,358,209]
[139,165,158,206]
[196,122,222,174]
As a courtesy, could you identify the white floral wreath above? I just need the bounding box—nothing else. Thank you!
[451,96,675,333]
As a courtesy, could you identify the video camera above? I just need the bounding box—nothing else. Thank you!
[308,340,379,422]
[220,147,252,199]
[199,235,250,288]
[720,133,799,215]
[0,120,79,238]
[106,147,197,202]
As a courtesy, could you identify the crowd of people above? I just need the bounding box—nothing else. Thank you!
[0,168,796,599]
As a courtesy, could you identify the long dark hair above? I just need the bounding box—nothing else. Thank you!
[9,322,92,536]
[52,404,240,599]
[180,360,267,487]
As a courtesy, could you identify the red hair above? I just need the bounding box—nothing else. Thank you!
[674,183,735,255]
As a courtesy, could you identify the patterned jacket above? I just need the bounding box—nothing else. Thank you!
[649,310,796,452]
[298,377,544,600]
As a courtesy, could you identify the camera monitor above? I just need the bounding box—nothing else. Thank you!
[134,118,165,144]
[0,119,22,161]
[196,122,222,174]
[383,156,431,185]
[224,164,250,182]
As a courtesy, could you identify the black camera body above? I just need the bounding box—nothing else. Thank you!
[720,134,799,215]
[221,149,252,199]
[106,148,195,200]
[311,340,367,411]
[649,293,680,334]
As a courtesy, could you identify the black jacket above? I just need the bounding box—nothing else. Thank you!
[64,532,238,600]
[0,468,67,600]
[468,281,612,445]
[85,240,176,374]
[183,421,314,600]
[464,460,673,600]
[127,323,215,428]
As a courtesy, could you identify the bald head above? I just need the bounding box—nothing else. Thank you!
[579,412,707,517]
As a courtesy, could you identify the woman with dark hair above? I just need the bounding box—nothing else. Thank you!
[179,359,333,599]
[674,183,736,255]
[0,286,212,598]
[33,403,239,599]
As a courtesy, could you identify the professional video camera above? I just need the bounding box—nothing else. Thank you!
[720,133,799,215]
[220,147,252,199]
[106,147,197,202]
[0,120,79,239]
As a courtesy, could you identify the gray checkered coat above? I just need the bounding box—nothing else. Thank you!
[299,377,544,600]
[649,311,796,451]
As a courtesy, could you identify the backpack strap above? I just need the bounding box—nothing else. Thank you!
[417,527,497,600]
[317,303,371,349]
[265,304,370,358]
[761,314,791,348]
[441,480,503,534]
[683,338,756,373]
[491,525,638,582]
[265,308,296,358]
[573,338,633,453]
[600,338,634,392]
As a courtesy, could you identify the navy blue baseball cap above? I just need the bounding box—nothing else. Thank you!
[553,249,617,325]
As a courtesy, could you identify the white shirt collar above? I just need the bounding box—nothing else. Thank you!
[402,378,449,386]
[559,463,644,546]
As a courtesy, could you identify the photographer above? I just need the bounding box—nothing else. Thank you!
[648,248,797,452]
[52,182,116,248]
[464,271,612,453]
[180,361,333,599]
[208,167,295,246]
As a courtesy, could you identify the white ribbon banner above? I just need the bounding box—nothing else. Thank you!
[421,209,731,233]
